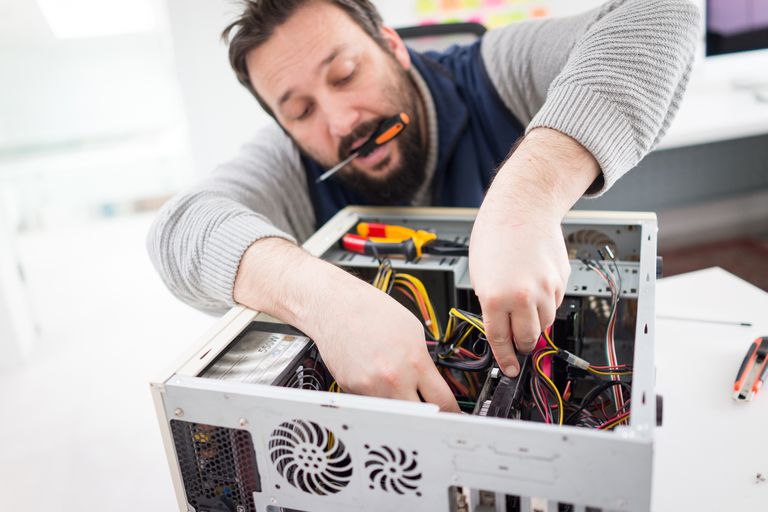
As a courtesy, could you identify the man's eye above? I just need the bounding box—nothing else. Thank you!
[335,70,356,86]
[296,105,314,120]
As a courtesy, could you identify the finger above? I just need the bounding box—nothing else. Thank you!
[538,297,557,333]
[418,365,460,413]
[380,367,422,402]
[559,262,571,301]
[389,387,420,404]
[482,308,519,377]
[554,283,565,309]
[510,302,541,354]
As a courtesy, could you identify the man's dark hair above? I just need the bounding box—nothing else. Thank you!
[222,0,386,115]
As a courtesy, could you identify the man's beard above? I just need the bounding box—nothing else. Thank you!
[298,67,427,205]
[335,103,426,204]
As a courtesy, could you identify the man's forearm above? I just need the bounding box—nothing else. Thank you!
[492,127,600,221]
[233,237,367,329]
[483,0,700,196]
[469,129,593,376]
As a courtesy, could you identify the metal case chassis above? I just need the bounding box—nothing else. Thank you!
[151,207,658,512]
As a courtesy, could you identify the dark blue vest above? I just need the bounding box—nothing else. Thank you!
[301,40,525,228]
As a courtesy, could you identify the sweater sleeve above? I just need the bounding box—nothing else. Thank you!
[146,123,316,315]
[480,0,701,195]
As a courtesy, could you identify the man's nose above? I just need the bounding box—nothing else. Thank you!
[326,103,360,139]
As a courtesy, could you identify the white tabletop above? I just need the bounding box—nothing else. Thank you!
[652,267,768,511]
[657,82,768,151]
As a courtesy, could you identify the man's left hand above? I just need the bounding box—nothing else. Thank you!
[468,128,600,377]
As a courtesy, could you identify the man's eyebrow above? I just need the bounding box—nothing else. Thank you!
[318,45,346,71]
[277,45,347,107]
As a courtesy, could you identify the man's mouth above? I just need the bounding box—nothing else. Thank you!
[353,140,392,170]
[348,132,374,157]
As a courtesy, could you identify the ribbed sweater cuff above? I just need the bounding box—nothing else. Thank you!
[527,83,638,197]
[199,214,296,305]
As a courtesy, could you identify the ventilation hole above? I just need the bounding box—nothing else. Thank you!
[268,419,352,496]
[644,324,648,334]
[365,445,422,495]
[170,420,260,512]
[642,392,646,405]
[566,229,618,259]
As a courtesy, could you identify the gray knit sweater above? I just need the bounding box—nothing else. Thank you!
[148,0,700,315]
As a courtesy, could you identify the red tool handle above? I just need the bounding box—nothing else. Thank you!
[341,234,418,261]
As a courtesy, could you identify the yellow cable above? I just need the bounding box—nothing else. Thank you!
[543,329,557,350]
[396,273,441,340]
[587,368,633,377]
[453,326,474,349]
[536,349,564,425]
[449,308,485,335]
[601,414,630,430]
[444,314,456,341]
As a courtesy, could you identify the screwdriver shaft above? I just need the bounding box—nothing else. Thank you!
[315,152,357,183]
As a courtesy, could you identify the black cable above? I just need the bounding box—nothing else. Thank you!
[564,380,631,425]
[435,348,493,371]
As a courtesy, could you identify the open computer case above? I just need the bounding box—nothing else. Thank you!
[151,206,660,512]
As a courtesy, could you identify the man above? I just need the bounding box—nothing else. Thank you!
[148,0,699,412]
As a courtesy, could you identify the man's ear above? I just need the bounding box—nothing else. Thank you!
[380,26,411,70]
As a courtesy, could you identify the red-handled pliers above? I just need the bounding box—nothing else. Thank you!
[341,222,468,262]
[733,336,768,401]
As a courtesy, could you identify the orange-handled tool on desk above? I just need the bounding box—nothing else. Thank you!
[733,336,768,401]
[341,222,468,261]
[315,113,410,183]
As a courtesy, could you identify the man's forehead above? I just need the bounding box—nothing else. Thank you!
[246,2,370,101]
[276,44,349,106]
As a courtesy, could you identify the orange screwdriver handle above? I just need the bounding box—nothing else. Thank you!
[355,113,410,157]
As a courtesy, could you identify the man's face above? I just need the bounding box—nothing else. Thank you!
[246,1,426,203]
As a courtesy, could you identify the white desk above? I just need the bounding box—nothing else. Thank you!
[653,267,768,511]
[657,81,768,150]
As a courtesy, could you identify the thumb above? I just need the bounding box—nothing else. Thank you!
[483,310,519,377]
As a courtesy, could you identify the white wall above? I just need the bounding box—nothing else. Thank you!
[0,1,185,153]
[0,0,192,229]
[164,0,272,178]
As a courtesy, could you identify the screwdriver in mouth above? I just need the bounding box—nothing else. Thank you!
[315,112,410,183]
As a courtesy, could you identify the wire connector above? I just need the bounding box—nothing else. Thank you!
[555,349,591,370]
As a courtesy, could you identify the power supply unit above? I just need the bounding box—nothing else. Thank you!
[151,206,660,512]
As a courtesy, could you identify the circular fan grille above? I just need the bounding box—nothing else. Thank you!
[566,229,618,260]
[365,445,422,495]
[268,420,352,495]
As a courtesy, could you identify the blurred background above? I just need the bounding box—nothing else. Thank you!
[0,0,766,510]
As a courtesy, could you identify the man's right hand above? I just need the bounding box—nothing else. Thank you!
[233,237,460,412]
